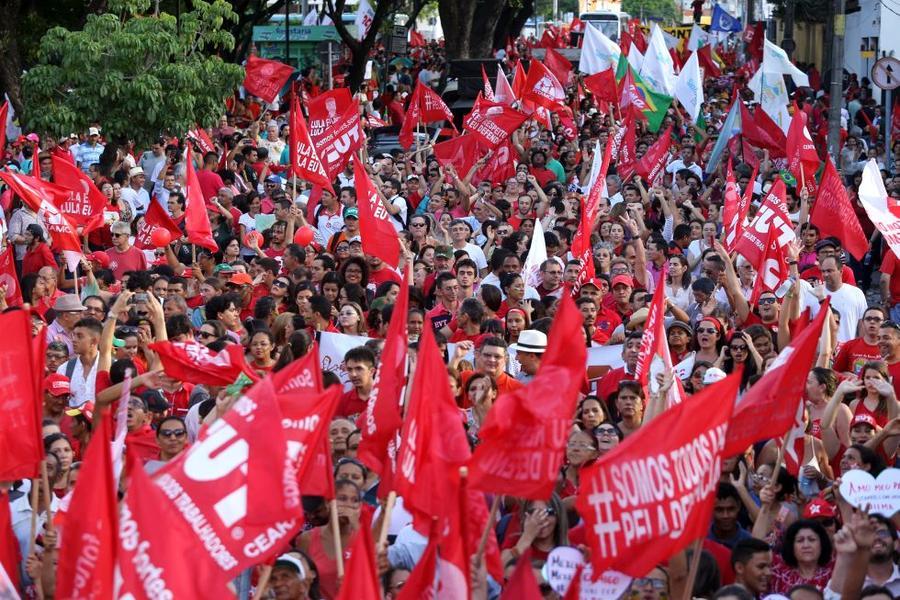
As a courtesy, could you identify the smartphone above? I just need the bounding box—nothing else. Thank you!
[134,293,149,303]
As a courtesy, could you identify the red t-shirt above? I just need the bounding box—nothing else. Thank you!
[337,388,368,418]
[592,307,622,345]
[881,250,900,304]
[106,245,149,279]
[196,169,225,203]
[22,243,56,276]
[368,267,402,293]
[802,264,857,285]
[889,360,900,402]
[426,303,454,331]
[126,425,160,464]
[832,337,881,376]
[596,366,635,405]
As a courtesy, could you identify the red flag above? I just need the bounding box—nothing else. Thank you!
[734,178,795,266]
[307,94,364,179]
[0,170,83,254]
[356,268,408,489]
[635,276,684,407]
[500,551,544,599]
[0,491,19,591]
[50,153,108,232]
[187,124,216,155]
[576,372,739,577]
[494,66,517,105]
[289,94,334,193]
[616,114,638,181]
[182,143,218,251]
[584,69,618,104]
[468,295,586,499]
[619,66,649,123]
[149,340,260,386]
[723,159,754,252]
[754,107,788,158]
[279,385,341,499]
[55,411,117,600]
[395,320,470,532]
[409,29,426,48]
[748,228,789,306]
[739,103,784,157]
[0,310,42,480]
[723,300,830,456]
[0,246,23,307]
[463,95,529,148]
[398,84,423,149]
[353,159,401,268]
[475,139,518,185]
[697,45,722,77]
[635,125,673,186]
[395,521,439,600]
[335,514,380,600]
[118,453,232,598]
[481,64,495,101]
[522,60,566,109]
[272,344,323,394]
[400,83,456,149]
[512,61,527,99]
[134,198,184,250]
[243,54,294,103]
[811,158,868,260]
[465,487,504,583]
[153,377,303,578]
[432,134,480,178]
[787,103,820,195]
[777,399,808,476]
[545,48,574,85]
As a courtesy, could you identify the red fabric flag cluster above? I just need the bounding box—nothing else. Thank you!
[289,94,334,193]
[739,103,786,158]
[787,103,821,195]
[0,170,83,253]
[50,154,107,233]
[545,48,574,85]
[353,159,401,268]
[183,142,218,251]
[399,82,457,149]
[468,294,587,499]
[583,69,618,104]
[810,158,868,260]
[243,55,294,103]
[134,199,183,250]
[734,178,795,266]
[576,372,740,576]
[335,514,381,600]
[522,60,566,110]
[722,159,755,252]
[149,340,260,386]
[748,228,789,305]
[0,310,43,480]
[723,300,830,456]
[55,411,118,599]
[307,90,364,179]
[635,125,673,186]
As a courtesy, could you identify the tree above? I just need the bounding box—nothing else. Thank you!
[622,0,679,23]
[325,0,402,92]
[440,0,510,59]
[21,0,243,146]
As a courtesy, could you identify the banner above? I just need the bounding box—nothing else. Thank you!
[308,97,363,179]
[319,331,371,390]
[463,96,528,148]
[51,154,107,232]
[811,158,868,260]
[0,311,42,480]
[859,159,900,258]
[734,178,794,266]
[289,94,334,193]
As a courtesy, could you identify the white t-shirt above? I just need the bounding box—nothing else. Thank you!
[825,283,868,343]
[456,242,488,271]
[389,195,408,233]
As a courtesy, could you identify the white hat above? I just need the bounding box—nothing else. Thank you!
[703,367,727,385]
[129,166,144,178]
[510,330,548,354]
[88,127,100,136]
[273,554,306,578]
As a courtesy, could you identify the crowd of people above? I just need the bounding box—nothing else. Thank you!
[2,12,900,600]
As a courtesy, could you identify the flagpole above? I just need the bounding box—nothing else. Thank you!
[330,499,344,578]
[377,490,397,547]
[40,460,54,532]
[28,472,40,556]
[475,494,501,564]
[682,539,704,600]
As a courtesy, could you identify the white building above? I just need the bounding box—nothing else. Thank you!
[843,0,900,82]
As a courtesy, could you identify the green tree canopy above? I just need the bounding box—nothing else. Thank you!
[622,0,679,24]
[21,0,243,145]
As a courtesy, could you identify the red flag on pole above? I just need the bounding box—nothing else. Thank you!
[272,344,323,394]
[739,103,784,157]
[722,159,755,253]
[468,295,586,499]
[635,125,673,186]
[810,158,868,260]
[616,114,638,181]
[398,83,423,149]
[635,276,684,407]
[149,341,260,386]
[0,246,23,307]
[187,124,216,155]
[353,158,401,268]
[787,102,821,196]
[748,227,789,305]
[134,198,183,250]
[463,95,528,148]
[583,69,619,104]
[545,48,574,85]
[280,385,342,499]
[501,551,544,598]
[512,61,527,99]
[576,372,740,577]
[734,178,795,266]
[183,143,218,251]
[395,521,439,600]
[153,377,303,578]
[243,54,294,103]
[50,153,108,232]
[619,66,649,123]
[0,170,83,254]
[55,411,118,600]
[356,268,408,491]
[481,64,495,100]
[521,60,566,109]
[335,514,381,600]
[394,321,471,533]
[289,94,334,194]
[432,134,480,178]
[723,300,830,457]
[0,310,42,480]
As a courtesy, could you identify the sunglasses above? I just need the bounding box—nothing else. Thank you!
[696,327,717,335]
[158,429,186,438]
[758,297,777,305]
[729,344,748,352]
[595,427,618,437]
[273,280,290,288]
[197,331,217,339]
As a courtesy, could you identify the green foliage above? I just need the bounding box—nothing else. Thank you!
[769,0,831,23]
[21,0,243,145]
[622,0,679,24]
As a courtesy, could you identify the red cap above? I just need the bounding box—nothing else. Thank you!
[851,413,878,429]
[611,274,634,289]
[582,278,605,289]
[44,374,71,396]
[65,401,95,423]
[802,497,837,519]
[86,251,111,268]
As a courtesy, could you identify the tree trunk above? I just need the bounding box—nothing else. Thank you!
[494,0,534,50]
[440,0,478,58]
[470,0,509,58]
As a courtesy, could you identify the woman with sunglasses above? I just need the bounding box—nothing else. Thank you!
[558,429,599,504]
[718,330,763,390]
[694,317,725,364]
[269,276,293,314]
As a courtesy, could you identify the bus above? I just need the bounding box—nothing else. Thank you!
[579,11,630,42]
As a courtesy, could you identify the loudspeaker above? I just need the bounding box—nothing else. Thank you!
[448,59,503,99]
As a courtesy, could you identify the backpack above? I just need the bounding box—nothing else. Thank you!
[64,358,78,380]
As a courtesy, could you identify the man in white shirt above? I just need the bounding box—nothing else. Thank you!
[120,166,151,217]
[377,178,408,233]
[448,219,488,274]
[665,143,704,180]
[57,316,101,407]
[822,255,868,344]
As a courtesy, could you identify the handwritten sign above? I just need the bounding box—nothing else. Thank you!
[544,546,632,599]
[839,468,900,517]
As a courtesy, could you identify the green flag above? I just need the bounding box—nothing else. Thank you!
[615,55,673,132]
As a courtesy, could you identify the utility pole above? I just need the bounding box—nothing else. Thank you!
[827,0,845,159]
[285,0,291,65]
[781,0,796,58]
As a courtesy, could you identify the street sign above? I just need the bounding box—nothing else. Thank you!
[872,56,900,90]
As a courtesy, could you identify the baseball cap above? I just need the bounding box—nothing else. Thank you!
[611,274,634,289]
[435,245,453,260]
[703,367,727,385]
[86,251,111,268]
[65,402,95,423]
[851,413,878,429]
[273,554,306,578]
[44,374,71,397]
[228,273,253,286]
[88,127,100,136]
[213,263,235,274]
[802,497,837,519]
[510,330,548,354]
[343,207,359,219]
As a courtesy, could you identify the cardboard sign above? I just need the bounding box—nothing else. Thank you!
[544,546,632,599]
[839,468,900,517]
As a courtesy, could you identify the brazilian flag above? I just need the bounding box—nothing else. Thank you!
[614,55,673,133]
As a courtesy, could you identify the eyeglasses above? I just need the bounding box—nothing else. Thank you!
[864,316,885,323]
[567,442,596,450]
[158,429,186,438]
[197,331,217,340]
[525,506,557,516]
[758,297,777,305]
[410,222,426,227]
[729,344,748,352]
[111,232,127,238]
[633,578,667,591]
[696,327,717,335]
[273,280,290,288]
[595,427,618,437]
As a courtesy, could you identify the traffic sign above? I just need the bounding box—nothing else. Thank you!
[872,56,900,90]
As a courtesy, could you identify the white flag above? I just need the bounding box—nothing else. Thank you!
[762,38,809,88]
[579,22,622,75]
[627,44,644,73]
[354,0,375,41]
[858,159,900,258]
[494,67,517,105]
[522,219,548,289]
[687,24,709,51]
[675,51,704,123]
[639,24,676,95]
[748,67,793,132]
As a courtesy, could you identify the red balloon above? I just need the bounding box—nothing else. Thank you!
[293,227,315,246]
[150,228,172,248]
[243,231,263,248]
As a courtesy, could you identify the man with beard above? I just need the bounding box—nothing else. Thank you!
[864,515,900,595]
